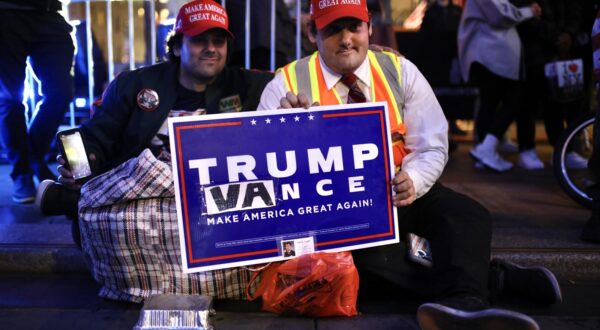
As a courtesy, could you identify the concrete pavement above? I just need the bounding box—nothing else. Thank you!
[0,139,599,329]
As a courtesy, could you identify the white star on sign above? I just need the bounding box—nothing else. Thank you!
[265,118,272,124]
[250,119,257,125]
[294,116,300,122]
[280,117,286,123]
[308,114,315,120]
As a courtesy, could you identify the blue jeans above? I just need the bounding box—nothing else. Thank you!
[0,9,74,180]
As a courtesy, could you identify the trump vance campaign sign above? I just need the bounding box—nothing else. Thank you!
[169,102,399,273]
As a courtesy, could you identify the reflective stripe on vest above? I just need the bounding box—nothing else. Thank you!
[281,50,408,167]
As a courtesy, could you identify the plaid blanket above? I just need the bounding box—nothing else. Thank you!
[79,149,256,303]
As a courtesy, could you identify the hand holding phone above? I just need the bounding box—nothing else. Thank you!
[57,128,93,184]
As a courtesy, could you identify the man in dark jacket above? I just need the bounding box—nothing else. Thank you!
[0,0,74,203]
[36,0,273,220]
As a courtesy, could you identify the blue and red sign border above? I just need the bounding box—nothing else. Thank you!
[169,103,399,273]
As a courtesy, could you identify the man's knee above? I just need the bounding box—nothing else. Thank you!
[410,185,492,239]
[459,193,491,224]
[436,188,492,234]
[353,243,433,296]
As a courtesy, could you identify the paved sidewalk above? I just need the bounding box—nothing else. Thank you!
[0,140,599,329]
[0,272,599,329]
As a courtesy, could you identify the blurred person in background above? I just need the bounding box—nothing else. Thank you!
[458,0,542,172]
[582,7,600,243]
[0,0,74,203]
[514,0,587,170]
[368,0,398,50]
[35,0,273,246]
[226,0,296,70]
[419,0,462,89]
[418,0,464,151]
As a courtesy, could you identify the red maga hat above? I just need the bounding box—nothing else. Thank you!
[175,0,233,38]
[310,0,369,30]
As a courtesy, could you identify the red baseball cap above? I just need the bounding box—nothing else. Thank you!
[310,0,369,30]
[175,0,233,38]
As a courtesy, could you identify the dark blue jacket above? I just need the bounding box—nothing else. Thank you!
[81,61,273,174]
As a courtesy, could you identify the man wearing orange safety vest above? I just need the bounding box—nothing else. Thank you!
[258,0,562,328]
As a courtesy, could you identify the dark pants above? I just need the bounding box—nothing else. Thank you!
[470,63,522,144]
[0,9,74,180]
[543,98,583,147]
[589,93,600,203]
[581,89,600,240]
[591,104,600,184]
[353,183,492,302]
[521,64,584,148]
[517,65,543,152]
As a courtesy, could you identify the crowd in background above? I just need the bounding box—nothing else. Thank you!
[227,0,599,173]
[1,0,598,203]
[416,0,599,172]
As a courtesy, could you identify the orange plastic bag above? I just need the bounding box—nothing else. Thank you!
[246,251,359,317]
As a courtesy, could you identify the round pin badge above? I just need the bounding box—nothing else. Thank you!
[137,88,160,112]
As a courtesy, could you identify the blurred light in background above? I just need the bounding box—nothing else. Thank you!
[75,98,87,109]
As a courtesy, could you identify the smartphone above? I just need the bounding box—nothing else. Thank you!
[57,128,93,182]
[406,233,433,268]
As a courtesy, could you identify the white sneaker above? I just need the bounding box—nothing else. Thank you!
[474,161,486,169]
[518,149,545,170]
[566,152,589,169]
[470,144,513,172]
[498,138,519,153]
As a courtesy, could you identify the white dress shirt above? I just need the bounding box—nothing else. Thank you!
[257,54,449,199]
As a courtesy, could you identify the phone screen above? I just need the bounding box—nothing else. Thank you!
[60,131,92,180]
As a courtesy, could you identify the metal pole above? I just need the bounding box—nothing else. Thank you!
[85,0,94,108]
[296,0,300,60]
[106,0,114,81]
[149,0,157,64]
[128,0,135,70]
[221,0,226,8]
[69,103,75,127]
[270,0,275,71]
[245,0,251,69]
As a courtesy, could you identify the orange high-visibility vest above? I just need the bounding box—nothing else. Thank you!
[280,50,407,167]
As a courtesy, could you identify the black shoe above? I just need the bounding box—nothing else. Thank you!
[12,174,36,204]
[581,217,600,243]
[35,180,80,217]
[489,259,562,305]
[434,295,488,311]
[417,302,539,330]
[581,197,600,243]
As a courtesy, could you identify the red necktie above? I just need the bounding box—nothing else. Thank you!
[340,73,367,104]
